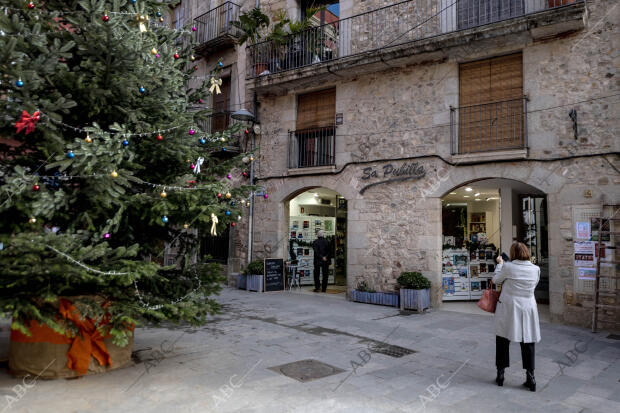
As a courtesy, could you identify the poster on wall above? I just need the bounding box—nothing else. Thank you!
[575,221,591,240]
[577,267,596,280]
[442,277,455,294]
[574,241,595,266]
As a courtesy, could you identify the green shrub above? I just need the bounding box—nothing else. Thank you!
[397,272,431,290]
[244,260,264,275]
[356,280,376,293]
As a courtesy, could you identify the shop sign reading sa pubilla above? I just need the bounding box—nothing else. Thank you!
[359,162,426,194]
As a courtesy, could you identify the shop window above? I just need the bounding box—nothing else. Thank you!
[457,52,525,154]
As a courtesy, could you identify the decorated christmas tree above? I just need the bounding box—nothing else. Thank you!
[0,0,252,377]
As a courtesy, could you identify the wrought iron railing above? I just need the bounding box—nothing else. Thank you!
[247,0,583,78]
[288,126,336,168]
[450,97,528,154]
[194,2,241,47]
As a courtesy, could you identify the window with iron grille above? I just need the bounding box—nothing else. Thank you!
[455,52,526,154]
[290,88,336,168]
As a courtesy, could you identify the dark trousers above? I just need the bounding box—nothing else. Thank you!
[313,261,329,291]
[496,335,535,371]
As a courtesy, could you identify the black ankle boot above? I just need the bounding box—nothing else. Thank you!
[523,370,536,392]
[495,368,504,386]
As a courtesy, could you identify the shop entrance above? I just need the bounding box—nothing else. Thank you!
[441,179,549,306]
[287,188,347,294]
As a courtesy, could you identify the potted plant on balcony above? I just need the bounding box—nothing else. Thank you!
[244,260,264,292]
[231,8,270,76]
[397,272,431,311]
[352,280,400,307]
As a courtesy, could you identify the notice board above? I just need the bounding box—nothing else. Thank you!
[264,258,285,292]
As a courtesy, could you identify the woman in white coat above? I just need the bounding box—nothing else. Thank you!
[492,242,541,391]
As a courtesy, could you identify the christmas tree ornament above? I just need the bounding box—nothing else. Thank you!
[139,86,146,94]
[157,134,163,141]
[156,10,162,17]
[28,217,37,224]
[122,139,129,147]
[231,201,236,206]
[220,137,226,142]
[226,174,232,180]
[173,53,180,60]
[190,55,196,62]
[103,233,111,239]
[209,77,222,94]
[246,201,251,207]
[110,170,118,178]
[218,61,224,68]
[242,156,249,163]
[210,213,218,236]
[199,138,206,145]
[222,147,227,152]
[15,110,41,135]
[193,157,204,174]
[244,129,249,134]
[133,15,150,32]
[27,2,35,9]
[190,163,195,169]
[188,128,195,135]
[225,192,231,199]
[161,215,169,224]
[231,222,236,227]
[193,66,198,71]
[217,193,222,199]
[15,78,24,88]
[32,184,40,191]
[242,172,248,177]
[160,189,167,198]
[155,53,160,58]
[130,0,137,4]
[159,17,164,22]
[249,156,255,162]
[66,151,75,159]
[151,47,158,55]
[85,134,92,143]
[238,215,242,221]
[102,13,109,22]
[192,26,197,32]
[199,98,204,104]
[183,223,189,229]
[225,211,231,216]
[263,193,269,199]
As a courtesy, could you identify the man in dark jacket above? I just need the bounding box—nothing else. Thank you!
[313,230,330,292]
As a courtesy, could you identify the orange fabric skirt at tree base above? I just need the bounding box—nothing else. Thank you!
[10,298,133,376]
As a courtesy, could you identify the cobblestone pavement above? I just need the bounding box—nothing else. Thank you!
[1,288,619,413]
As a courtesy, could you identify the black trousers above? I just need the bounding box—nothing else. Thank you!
[496,335,535,371]
[313,261,329,291]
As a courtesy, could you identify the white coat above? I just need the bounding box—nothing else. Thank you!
[492,260,541,343]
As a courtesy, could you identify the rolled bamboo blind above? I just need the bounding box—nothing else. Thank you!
[296,88,336,131]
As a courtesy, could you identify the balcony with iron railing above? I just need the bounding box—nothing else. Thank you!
[194,2,241,55]
[247,0,585,87]
[450,97,528,155]
[288,126,336,169]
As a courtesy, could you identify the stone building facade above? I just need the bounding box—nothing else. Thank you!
[183,0,619,330]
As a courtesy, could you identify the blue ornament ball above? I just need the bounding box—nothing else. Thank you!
[130,0,137,4]
[225,211,231,216]
[122,139,129,146]
[139,86,146,94]
[218,61,224,68]
[66,151,75,159]
[199,138,206,145]
[222,147,227,152]
[16,79,24,88]
[156,10,162,17]
[161,215,169,223]
[231,201,236,206]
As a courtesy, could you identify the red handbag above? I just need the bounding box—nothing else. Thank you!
[477,281,500,313]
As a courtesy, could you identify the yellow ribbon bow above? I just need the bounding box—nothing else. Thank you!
[209,77,222,95]
[210,213,218,236]
[134,14,150,32]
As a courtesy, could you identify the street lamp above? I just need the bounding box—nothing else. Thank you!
[231,108,255,122]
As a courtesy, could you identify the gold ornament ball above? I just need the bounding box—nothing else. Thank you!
[160,190,167,198]
[151,47,158,55]
[246,201,251,207]
[85,135,92,143]
[190,55,196,62]
[225,192,232,199]
[183,223,189,229]
[110,170,118,178]
[220,137,226,142]
[29,217,37,224]
[249,156,254,162]
[159,17,164,22]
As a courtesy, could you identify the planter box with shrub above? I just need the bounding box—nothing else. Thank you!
[244,260,264,293]
[397,272,431,311]
[352,290,399,307]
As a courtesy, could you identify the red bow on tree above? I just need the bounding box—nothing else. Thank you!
[15,110,41,135]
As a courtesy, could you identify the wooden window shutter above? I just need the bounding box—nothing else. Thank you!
[296,88,336,130]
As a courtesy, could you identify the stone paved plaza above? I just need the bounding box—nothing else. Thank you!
[1,288,619,413]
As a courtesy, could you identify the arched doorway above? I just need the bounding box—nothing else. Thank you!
[286,187,347,295]
[440,178,549,309]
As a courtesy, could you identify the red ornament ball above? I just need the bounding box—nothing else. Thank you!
[156,134,163,141]
[242,172,248,177]
[217,193,222,199]
[244,129,250,134]
[32,184,40,191]
[231,222,236,227]
[173,53,180,59]
[27,2,35,9]
[102,14,109,22]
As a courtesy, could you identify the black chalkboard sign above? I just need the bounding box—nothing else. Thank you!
[264,258,285,292]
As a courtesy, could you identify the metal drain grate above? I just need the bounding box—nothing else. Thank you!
[368,342,416,358]
[269,359,346,383]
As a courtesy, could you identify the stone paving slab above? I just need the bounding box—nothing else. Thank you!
[0,287,619,413]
